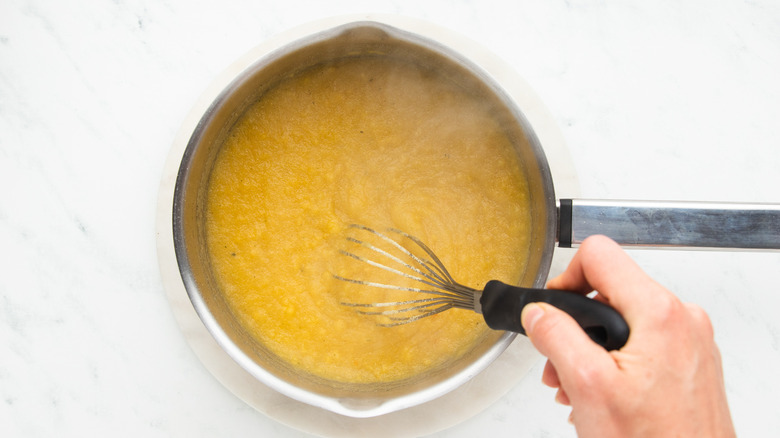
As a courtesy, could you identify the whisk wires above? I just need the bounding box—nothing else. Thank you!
[335,224,477,326]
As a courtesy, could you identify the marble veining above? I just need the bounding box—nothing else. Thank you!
[1,1,779,437]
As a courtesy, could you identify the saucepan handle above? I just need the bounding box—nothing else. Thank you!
[479,280,630,351]
[558,199,780,250]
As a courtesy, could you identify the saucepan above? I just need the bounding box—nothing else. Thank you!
[171,17,780,418]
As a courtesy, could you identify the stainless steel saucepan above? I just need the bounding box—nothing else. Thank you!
[171,18,780,418]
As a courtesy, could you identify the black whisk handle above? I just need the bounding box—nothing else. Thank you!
[480,280,629,351]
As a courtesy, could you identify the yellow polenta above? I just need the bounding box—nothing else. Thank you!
[205,56,531,384]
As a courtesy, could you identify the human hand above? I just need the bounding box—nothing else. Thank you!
[521,235,735,437]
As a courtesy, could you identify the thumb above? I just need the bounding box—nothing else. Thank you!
[521,302,615,381]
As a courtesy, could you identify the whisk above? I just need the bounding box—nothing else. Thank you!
[335,224,629,351]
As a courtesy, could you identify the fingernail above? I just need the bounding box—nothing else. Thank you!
[521,303,544,333]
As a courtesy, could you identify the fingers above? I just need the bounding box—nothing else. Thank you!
[555,388,571,406]
[546,235,670,323]
[521,302,616,401]
[543,361,571,406]
[542,360,560,388]
[547,235,641,294]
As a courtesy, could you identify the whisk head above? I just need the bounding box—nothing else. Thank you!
[335,224,477,326]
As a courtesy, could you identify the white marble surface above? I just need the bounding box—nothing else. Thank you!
[2,1,779,437]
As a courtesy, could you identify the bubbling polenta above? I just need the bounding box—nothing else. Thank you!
[205,56,531,384]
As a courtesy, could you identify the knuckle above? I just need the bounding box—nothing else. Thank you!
[649,290,685,324]
[684,302,715,338]
[579,234,612,256]
[648,289,714,339]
